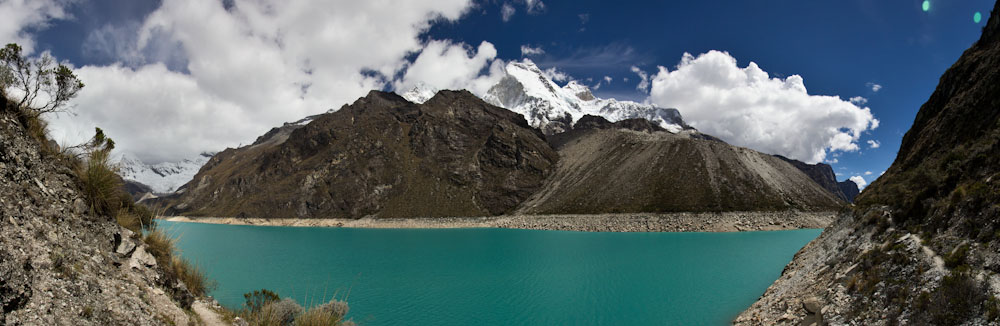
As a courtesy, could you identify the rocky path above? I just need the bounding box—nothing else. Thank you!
[901,233,946,275]
[192,300,228,326]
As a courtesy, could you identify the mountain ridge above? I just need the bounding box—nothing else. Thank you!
[737,3,1000,324]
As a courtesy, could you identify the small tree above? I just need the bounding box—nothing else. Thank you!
[0,43,84,114]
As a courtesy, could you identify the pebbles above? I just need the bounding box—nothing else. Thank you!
[166,210,836,232]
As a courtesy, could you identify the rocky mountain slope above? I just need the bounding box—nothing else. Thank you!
[737,3,1000,324]
[163,90,558,219]
[0,98,196,325]
[516,115,844,214]
[775,155,854,202]
[838,179,860,202]
[402,60,691,135]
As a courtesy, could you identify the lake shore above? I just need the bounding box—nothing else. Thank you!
[162,211,838,232]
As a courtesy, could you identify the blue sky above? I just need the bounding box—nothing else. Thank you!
[5,0,995,188]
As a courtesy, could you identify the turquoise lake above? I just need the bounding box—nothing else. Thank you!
[158,220,821,325]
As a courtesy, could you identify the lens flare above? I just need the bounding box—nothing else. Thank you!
[922,0,930,12]
[974,12,983,23]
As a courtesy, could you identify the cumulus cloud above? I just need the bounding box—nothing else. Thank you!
[849,96,868,105]
[541,66,569,82]
[523,0,545,13]
[520,44,544,56]
[500,0,544,21]
[647,51,879,164]
[501,3,515,21]
[864,171,872,175]
[12,0,474,163]
[0,0,73,54]
[630,65,649,92]
[395,40,505,96]
[867,140,880,148]
[866,82,882,92]
[849,175,867,190]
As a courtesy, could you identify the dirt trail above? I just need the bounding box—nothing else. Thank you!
[192,300,228,326]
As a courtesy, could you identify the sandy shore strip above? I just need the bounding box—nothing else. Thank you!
[162,211,838,232]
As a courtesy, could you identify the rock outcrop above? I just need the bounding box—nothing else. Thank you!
[164,90,558,219]
[775,155,852,202]
[737,3,1000,324]
[0,97,194,325]
[837,179,860,203]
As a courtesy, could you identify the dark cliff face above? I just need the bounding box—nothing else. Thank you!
[837,180,859,203]
[738,3,1000,324]
[167,90,558,219]
[775,155,851,202]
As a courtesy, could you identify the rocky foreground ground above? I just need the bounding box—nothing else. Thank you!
[165,210,836,232]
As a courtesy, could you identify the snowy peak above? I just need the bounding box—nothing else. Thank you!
[562,80,595,101]
[399,82,439,104]
[117,152,213,194]
[484,59,691,134]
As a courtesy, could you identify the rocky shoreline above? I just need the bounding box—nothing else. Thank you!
[163,210,837,232]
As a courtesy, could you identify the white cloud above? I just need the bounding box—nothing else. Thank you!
[864,171,872,175]
[34,0,473,163]
[647,51,879,164]
[826,158,838,164]
[501,0,544,21]
[867,139,880,148]
[520,44,544,56]
[880,170,885,176]
[630,65,649,92]
[849,96,868,105]
[849,175,867,190]
[0,0,73,54]
[603,76,612,84]
[541,66,569,82]
[523,0,545,13]
[395,40,505,96]
[501,3,515,22]
[866,82,882,92]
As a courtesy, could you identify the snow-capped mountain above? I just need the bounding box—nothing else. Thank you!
[398,60,690,135]
[400,82,438,104]
[483,60,690,134]
[117,152,214,194]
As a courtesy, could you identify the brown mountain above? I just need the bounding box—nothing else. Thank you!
[515,115,844,214]
[774,155,852,202]
[165,90,558,219]
[163,93,844,219]
[738,3,1000,324]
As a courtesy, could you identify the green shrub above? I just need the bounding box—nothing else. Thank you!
[144,228,214,297]
[170,255,213,297]
[294,299,351,326]
[987,296,1000,321]
[244,289,281,314]
[944,244,970,269]
[924,270,986,325]
[236,290,353,326]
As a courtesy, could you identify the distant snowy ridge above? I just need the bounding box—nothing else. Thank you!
[399,59,690,135]
[400,82,438,104]
[117,152,213,194]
